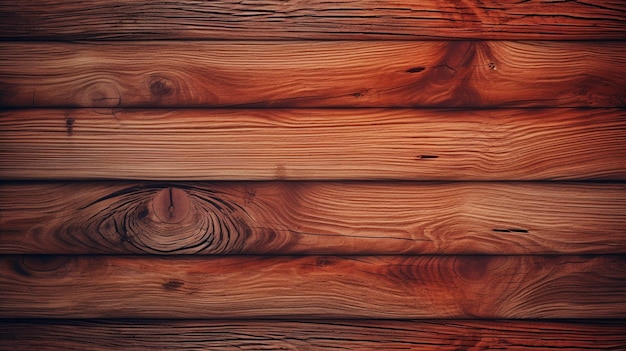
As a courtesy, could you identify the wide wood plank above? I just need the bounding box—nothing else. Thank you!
[1,41,624,108]
[1,255,625,319]
[1,108,624,181]
[1,320,625,350]
[1,1,624,40]
[2,182,625,255]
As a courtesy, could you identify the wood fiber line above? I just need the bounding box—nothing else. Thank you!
[1,182,625,255]
[1,41,624,108]
[1,255,625,319]
[1,320,625,351]
[0,0,624,40]
[1,108,624,181]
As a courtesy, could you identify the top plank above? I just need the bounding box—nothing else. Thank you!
[0,0,625,40]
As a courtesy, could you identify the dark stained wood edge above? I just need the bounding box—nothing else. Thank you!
[1,0,625,40]
[2,182,625,255]
[1,319,625,350]
[1,255,625,319]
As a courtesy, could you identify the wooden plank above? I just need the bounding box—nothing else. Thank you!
[1,1,624,40]
[1,108,624,181]
[1,41,624,108]
[1,182,625,255]
[1,255,625,319]
[1,320,625,351]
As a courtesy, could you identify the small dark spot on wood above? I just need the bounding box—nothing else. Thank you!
[137,205,149,219]
[65,116,74,135]
[162,279,184,291]
[488,62,497,70]
[406,66,425,73]
[149,76,173,97]
[416,155,439,159]
[352,92,362,98]
[316,257,331,268]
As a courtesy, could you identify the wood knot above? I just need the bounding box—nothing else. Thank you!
[152,187,191,224]
[17,255,70,276]
[84,184,254,254]
[149,75,174,97]
[162,279,185,291]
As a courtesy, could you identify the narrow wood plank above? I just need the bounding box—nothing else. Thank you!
[1,109,624,181]
[1,41,624,108]
[2,182,625,255]
[1,1,624,40]
[1,320,625,351]
[1,255,625,319]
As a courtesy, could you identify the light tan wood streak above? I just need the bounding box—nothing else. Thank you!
[1,0,624,40]
[0,108,624,180]
[1,41,624,108]
[1,255,625,319]
[1,182,625,255]
[1,320,625,351]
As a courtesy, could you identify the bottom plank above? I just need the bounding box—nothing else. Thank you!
[1,320,625,350]
[1,255,625,319]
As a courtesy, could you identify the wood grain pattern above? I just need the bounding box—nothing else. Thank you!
[2,320,625,350]
[1,41,624,108]
[1,255,625,319]
[2,182,625,255]
[1,108,624,181]
[1,0,624,40]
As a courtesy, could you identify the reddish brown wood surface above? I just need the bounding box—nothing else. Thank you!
[1,319,625,351]
[1,0,625,348]
[1,0,624,40]
[1,182,625,255]
[1,255,625,319]
[1,41,624,108]
[1,108,624,181]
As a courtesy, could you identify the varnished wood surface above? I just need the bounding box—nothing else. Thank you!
[1,41,624,108]
[1,1,624,40]
[1,319,625,350]
[1,255,625,319]
[1,108,624,181]
[2,182,625,255]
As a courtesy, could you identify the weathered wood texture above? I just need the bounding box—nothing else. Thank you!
[1,108,624,181]
[1,41,624,108]
[1,0,624,40]
[1,255,625,319]
[1,320,625,351]
[1,182,625,255]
